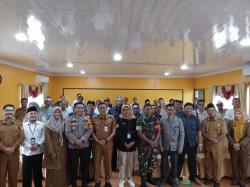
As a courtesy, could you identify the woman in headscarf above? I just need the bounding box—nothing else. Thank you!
[227,108,250,187]
[116,105,138,187]
[43,106,67,187]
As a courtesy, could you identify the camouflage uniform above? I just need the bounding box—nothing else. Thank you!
[136,114,159,178]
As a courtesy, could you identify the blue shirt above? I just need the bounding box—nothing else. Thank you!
[178,113,201,147]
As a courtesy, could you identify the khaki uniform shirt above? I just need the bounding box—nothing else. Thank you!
[202,117,227,152]
[0,119,24,153]
[93,114,116,145]
[14,107,27,121]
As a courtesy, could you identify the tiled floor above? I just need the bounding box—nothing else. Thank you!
[16,172,246,187]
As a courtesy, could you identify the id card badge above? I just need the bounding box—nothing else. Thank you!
[31,137,36,145]
[71,125,76,131]
[127,132,131,139]
[104,126,108,132]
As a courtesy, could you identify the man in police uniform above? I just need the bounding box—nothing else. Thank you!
[92,102,116,187]
[202,103,227,187]
[65,102,93,187]
[136,103,161,187]
[0,104,24,187]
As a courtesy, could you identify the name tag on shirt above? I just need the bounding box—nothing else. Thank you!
[104,126,108,132]
[127,132,131,139]
[31,137,36,145]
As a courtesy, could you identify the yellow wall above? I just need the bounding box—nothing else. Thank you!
[4,64,250,118]
[50,76,194,105]
[194,70,250,102]
[0,64,52,117]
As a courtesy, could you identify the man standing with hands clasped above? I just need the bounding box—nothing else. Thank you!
[0,104,24,187]
[202,103,227,187]
[66,102,93,187]
[159,104,184,187]
[92,102,116,187]
[177,102,203,185]
[21,106,45,187]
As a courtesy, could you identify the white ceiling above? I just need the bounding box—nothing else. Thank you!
[0,0,250,77]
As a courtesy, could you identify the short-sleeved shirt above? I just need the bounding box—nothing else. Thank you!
[65,115,93,149]
[178,113,201,147]
[93,114,116,142]
[202,117,227,152]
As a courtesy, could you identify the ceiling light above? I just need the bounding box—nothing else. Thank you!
[67,62,73,68]
[15,32,27,41]
[113,53,122,61]
[164,72,170,76]
[80,70,85,74]
[180,64,190,70]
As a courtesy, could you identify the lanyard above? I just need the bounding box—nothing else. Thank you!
[28,123,37,137]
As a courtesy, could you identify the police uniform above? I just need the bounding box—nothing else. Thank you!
[92,114,116,183]
[202,117,227,184]
[136,114,159,179]
[0,119,24,187]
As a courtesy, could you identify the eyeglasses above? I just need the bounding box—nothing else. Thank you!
[133,107,139,109]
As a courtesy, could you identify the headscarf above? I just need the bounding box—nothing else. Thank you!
[46,106,65,146]
[119,105,134,119]
[233,108,245,142]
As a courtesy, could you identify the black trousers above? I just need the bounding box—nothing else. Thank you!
[161,150,178,183]
[22,153,43,187]
[69,147,91,187]
[177,146,197,181]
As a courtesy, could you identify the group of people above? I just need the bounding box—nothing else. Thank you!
[0,94,249,187]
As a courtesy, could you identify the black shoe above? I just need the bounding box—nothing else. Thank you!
[204,178,213,185]
[141,176,147,187]
[104,182,112,187]
[95,182,101,187]
[231,180,240,186]
[213,182,220,187]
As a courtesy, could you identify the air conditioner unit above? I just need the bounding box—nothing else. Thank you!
[36,75,49,83]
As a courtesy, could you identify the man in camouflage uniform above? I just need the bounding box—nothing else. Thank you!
[136,103,161,187]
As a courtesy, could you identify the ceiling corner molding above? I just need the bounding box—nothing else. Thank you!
[194,65,243,78]
[52,73,194,78]
[0,60,52,76]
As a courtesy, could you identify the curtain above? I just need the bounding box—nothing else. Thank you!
[237,82,248,111]
[20,84,29,99]
[208,85,217,103]
[42,84,48,100]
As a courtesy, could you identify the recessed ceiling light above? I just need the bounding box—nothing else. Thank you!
[180,64,190,70]
[240,38,250,46]
[113,53,122,61]
[80,70,85,74]
[15,32,27,41]
[164,72,170,76]
[67,62,74,68]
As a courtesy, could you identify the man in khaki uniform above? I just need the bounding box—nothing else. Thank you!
[14,98,27,121]
[0,104,24,187]
[202,103,227,187]
[92,102,116,187]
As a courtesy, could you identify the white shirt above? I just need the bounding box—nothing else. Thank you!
[62,107,73,119]
[21,121,45,156]
[193,110,208,123]
[224,109,249,120]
